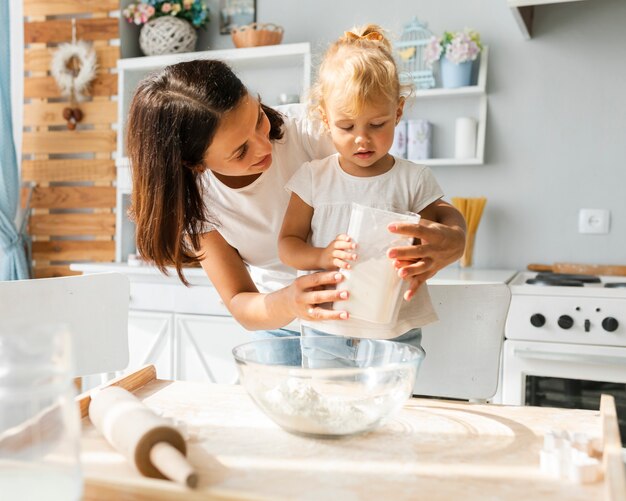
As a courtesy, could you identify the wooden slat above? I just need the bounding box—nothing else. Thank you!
[76,365,157,419]
[23,0,119,17]
[22,159,116,182]
[28,186,116,209]
[32,265,82,278]
[24,18,118,44]
[32,240,115,261]
[23,100,117,127]
[24,73,117,99]
[29,213,116,236]
[24,45,119,72]
[22,130,116,154]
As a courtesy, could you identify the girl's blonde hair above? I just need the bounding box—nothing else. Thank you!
[310,24,401,118]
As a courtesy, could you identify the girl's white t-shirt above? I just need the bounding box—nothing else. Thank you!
[200,104,335,293]
[286,154,443,339]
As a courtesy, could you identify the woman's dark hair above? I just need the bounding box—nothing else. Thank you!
[126,59,284,285]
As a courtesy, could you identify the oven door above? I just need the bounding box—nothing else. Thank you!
[501,339,626,445]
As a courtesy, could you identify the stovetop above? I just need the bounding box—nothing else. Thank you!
[509,272,626,298]
[506,272,626,346]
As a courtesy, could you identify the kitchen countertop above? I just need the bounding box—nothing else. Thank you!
[79,371,618,501]
[71,262,518,286]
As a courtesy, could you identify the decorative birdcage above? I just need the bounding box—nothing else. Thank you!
[395,17,435,90]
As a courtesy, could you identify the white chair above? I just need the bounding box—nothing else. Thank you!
[0,273,130,377]
[413,283,511,401]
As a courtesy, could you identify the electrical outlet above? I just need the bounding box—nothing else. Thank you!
[578,209,610,234]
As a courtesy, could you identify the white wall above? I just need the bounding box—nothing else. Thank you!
[256,0,626,271]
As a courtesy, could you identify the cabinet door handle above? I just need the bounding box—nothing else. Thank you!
[513,348,626,366]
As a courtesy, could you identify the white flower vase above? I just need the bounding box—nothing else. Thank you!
[440,58,473,88]
[139,16,197,56]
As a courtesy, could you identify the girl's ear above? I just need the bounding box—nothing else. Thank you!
[395,97,406,125]
[318,106,330,129]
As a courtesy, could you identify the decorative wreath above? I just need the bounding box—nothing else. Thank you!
[50,41,97,102]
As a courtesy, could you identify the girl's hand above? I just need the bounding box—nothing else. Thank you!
[288,270,350,321]
[319,234,357,271]
[387,218,465,300]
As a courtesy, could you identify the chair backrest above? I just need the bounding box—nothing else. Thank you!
[413,283,511,400]
[0,273,129,377]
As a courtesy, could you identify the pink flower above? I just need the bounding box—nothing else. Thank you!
[424,36,443,67]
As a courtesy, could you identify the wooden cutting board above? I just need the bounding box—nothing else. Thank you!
[528,262,626,276]
[77,368,625,501]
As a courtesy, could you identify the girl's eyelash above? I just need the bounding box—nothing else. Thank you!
[371,122,386,128]
[236,144,248,160]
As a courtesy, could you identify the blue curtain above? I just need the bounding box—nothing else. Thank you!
[0,0,29,280]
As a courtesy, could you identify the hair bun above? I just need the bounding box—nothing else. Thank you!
[343,30,384,42]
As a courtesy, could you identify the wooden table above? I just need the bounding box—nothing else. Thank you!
[78,366,625,500]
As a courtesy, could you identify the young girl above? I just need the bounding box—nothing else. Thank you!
[278,25,448,342]
[126,57,466,334]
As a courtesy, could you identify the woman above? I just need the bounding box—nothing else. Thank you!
[126,59,465,333]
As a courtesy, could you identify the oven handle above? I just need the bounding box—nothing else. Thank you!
[513,348,626,366]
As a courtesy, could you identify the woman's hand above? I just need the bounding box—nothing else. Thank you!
[387,217,466,300]
[287,270,350,321]
[319,234,357,270]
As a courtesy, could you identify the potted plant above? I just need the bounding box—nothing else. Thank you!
[424,29,482,88]
[122,0,210,56]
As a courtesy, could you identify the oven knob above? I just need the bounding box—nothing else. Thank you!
[530,314,546,327]
[558,315,574,329]
[602,317,619,332]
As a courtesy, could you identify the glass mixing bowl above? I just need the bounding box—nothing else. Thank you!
[232,336,425,437]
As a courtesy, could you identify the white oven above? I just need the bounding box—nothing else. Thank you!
[500,271,626,446]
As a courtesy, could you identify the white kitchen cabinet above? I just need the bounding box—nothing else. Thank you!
[127,310,174,380]
[402,47,488,166]
[174,314,251,384]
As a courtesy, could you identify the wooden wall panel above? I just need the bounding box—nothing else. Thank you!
[24,45,119,72]
[23,0,119,278]
[24,18,118,44]
[24,73,117,99]
[29,186,116,209]
[29,214,116,237]
[23,0,119,17]
[23,100,117,127]
[22,159,116,183]
[32,241,115,261]
[22,130,116,154]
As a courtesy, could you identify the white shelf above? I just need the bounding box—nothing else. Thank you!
[403,47,489,166]
[508,0,584,6]
[507,0,586,39]
[412,86,484,99]
[117,43,311,71]
[417,158,483,166]
[411,48,488,99]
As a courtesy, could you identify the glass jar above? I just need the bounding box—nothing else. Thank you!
[0,322,83,500]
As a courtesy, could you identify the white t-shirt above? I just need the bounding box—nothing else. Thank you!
[286,154,442,339]
[201,104,335,293]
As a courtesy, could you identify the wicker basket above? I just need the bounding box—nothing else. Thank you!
[231,23,284,48]
[139,16,197,56]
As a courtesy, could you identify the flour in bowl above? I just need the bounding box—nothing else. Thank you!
[261,377,403,435]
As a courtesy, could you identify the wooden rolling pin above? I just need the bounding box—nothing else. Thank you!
[528,263,626,276]
[89,386,198,488]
